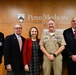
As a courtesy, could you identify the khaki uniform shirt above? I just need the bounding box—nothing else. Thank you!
[40,31,66,54]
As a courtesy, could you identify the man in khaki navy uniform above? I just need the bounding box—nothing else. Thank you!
[40,19,66,75]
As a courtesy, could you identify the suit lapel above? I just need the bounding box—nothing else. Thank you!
[69,28,75,41]
[13,34,20,48]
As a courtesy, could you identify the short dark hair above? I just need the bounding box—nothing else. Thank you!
[29,27,39,39]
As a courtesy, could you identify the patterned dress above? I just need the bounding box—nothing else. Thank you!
[26,41,40,75]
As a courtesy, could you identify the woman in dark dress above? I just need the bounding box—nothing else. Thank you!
[23,27,43,75]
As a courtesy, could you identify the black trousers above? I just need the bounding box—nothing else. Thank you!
[7,70,24,75]
[66,58,76,75]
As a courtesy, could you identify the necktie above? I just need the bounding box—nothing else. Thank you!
[18,36,22,51]
[74,30,76,39]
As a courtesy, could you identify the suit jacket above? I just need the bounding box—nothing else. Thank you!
[23,38,43,65]
[0,32,4,64]
[63,27,76,60]
[4,33,25,71]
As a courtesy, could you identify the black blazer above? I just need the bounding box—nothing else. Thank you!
[63,28,76,59]
[0,32,4,64]
[4,33,25,71]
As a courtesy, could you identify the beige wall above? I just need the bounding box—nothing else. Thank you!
[0,0,76,75]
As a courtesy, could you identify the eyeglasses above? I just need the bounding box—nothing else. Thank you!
[72,20,76,22]
[14,27,22,29]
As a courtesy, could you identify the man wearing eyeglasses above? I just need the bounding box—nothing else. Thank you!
[63,17,76,75]
[4,24,25,75]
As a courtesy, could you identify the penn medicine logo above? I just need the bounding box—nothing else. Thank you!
[18,14,25,22]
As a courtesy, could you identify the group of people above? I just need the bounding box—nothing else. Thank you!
[0,17,76,75]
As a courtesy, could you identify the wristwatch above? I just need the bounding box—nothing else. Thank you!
[53,53,56,58]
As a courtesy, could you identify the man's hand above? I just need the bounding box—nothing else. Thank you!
[47,54,55,62]
[72,55,76,62]
[6,65,12,71]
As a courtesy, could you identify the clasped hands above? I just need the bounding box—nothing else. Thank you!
[47,54,55,62]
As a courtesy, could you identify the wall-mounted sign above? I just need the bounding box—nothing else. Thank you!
[18,14,25,22]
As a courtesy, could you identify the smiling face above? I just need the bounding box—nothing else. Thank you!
[71,17,76,30]
[47,19,55,32]
[14,24,22,35]
[31,28,37,38]
[29,27,38,39]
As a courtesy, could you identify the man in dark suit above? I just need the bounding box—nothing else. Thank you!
[4,24,25,75]
[63,17,76,75]
[0,32,4,64]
